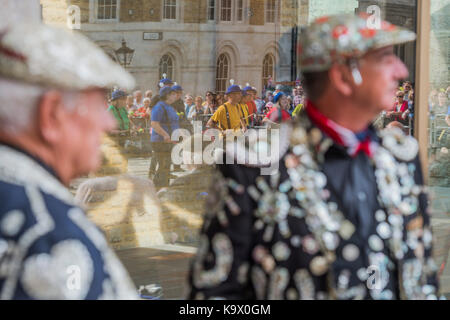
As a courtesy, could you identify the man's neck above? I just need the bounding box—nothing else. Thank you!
[313,97,373,133]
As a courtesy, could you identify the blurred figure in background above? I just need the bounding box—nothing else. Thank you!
[216,93,225,107]
[184,94,195,117]
[149,77,173,109]
[108,89,130,131]
[145,89,153,100]
[126,94,137,112]
[149,86,179,187]
[402,81,412,102]
[0,22,137,299]
[387,90,409,126]
[188,96,206,124]
[203,91,217,114]
[133,90,144,108]
[262,91,291,125]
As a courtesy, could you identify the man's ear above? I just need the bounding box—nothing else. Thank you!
[37,91,66,144]
[328,64,354,97]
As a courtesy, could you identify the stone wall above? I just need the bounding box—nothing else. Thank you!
[183,0,207,24]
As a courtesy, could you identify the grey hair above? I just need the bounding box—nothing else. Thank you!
[0,77,81,135]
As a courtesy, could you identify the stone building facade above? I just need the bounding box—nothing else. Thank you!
[41,0,310,96]
[41,0,427,94]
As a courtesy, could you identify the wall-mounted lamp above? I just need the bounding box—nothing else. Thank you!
[150,8,154,16]
[129,9,134,15]
[115,39,135,69]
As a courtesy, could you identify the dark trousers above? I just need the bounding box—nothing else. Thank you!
[148,142,173,187]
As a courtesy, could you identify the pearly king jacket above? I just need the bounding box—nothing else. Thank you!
[187,109,440,300]
[0,144,138,300]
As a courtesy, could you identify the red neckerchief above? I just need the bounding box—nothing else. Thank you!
[305,100,375,158]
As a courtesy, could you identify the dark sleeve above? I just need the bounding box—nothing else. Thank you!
[408,155,440,297]
[187,163,260,300]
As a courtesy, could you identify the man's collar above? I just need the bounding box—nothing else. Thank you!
[304,100,379,157]
[0,142,62,183]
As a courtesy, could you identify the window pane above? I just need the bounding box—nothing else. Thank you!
[237,0,243,21]
[106,4,112,19]
[428,2,450,206]
[97,0,118,20]
[266,0,276,23]
[221,0,231,21]
[262,54,274,89]
[208,0,215,20]
[164,0,176,19]
[97,6,104,19]
[427,0,450,296]
[159,54,174,80]
[38,0,450,302]
[216,54,229,93]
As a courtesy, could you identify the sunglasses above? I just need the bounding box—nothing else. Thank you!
[397,95,404,98]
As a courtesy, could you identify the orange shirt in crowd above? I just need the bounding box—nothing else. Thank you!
[246,100,257,116]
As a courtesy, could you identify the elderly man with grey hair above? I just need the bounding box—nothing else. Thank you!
[0,22,138,299]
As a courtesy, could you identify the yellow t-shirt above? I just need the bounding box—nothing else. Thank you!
[211,102,246,130]
[239,103,249,126]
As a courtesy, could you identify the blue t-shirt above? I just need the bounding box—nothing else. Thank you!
[151,101,180,142]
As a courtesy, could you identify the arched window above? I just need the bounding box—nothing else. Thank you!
[262,54,274,89]
[159,54,174,80]
[216,54,229,94]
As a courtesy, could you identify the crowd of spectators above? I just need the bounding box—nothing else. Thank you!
[107,81,309,138]
[106,78,448,187]
[107,78,450,140]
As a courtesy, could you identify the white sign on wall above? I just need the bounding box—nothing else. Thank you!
[143,32,163,40]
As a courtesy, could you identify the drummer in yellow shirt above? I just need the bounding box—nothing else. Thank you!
[207,84,247,132]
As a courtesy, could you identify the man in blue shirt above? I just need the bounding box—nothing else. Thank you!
[151,86,180,142]
[149,87,180,187]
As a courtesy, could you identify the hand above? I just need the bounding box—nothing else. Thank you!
[402,110,409,119]
[163,134,171,142]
